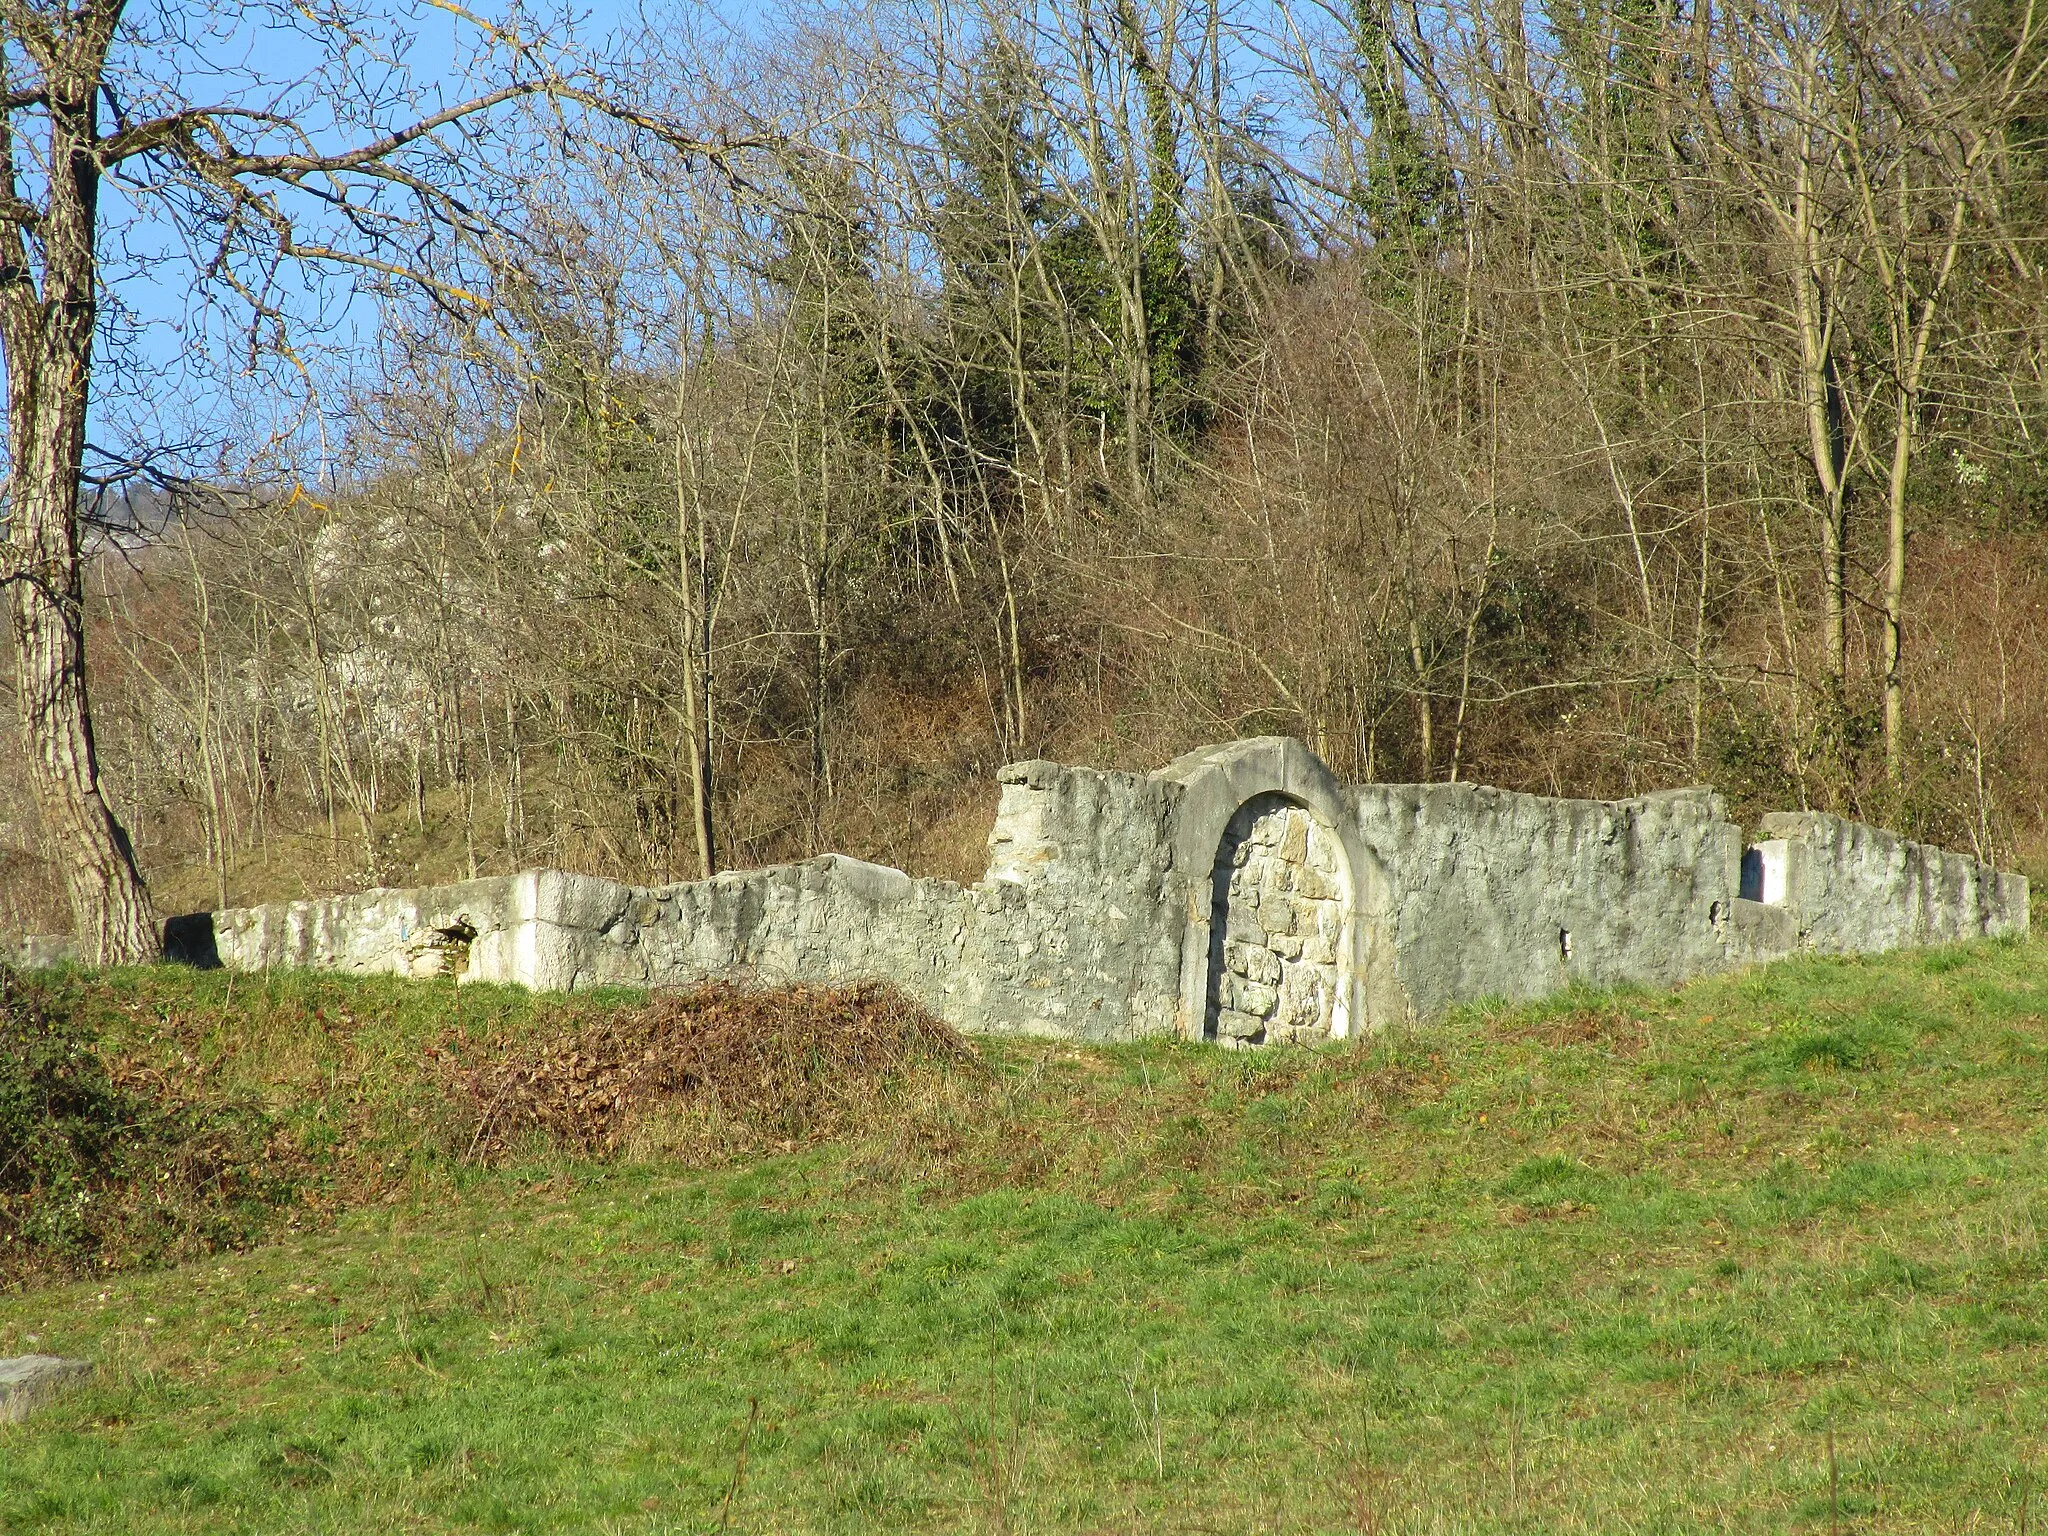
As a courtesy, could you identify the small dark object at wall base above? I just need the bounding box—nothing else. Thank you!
[162,912,221,969]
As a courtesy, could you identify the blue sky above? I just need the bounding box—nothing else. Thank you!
[95,0,714,479]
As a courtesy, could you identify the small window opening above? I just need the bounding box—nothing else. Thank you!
[409,917,478,979]
[1740,841,1791,905]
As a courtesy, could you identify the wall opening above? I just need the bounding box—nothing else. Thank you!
[407,916,478,978]
[1204,792,1350,1047]
[1740,840,1792,905]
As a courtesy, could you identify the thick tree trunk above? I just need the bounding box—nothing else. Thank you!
[4,392,161,961]
[0,21,160,962]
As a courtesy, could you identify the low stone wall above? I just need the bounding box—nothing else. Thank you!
[2,934,80,970]
[209,758,1186,1043]
[1351,782,1744,1017]
[1752,811,2031,955]
[13,738,2031,1043]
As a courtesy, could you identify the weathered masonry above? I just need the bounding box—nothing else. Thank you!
[153,738,2026,1044]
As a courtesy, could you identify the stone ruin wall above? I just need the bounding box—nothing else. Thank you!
[11,738,2031,1043]
[198,758,1189,1043]
[1354,781,1745,1018]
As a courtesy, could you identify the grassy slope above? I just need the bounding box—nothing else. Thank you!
[2,942,2047,1534]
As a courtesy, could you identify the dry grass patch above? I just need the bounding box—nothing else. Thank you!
[1500,1003,1649,1056]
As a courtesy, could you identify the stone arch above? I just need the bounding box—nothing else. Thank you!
[1156,738,1402,1043]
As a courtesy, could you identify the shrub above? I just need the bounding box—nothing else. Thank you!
[0,966,300,1281]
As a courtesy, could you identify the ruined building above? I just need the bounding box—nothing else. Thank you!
[171,738,2031,1043]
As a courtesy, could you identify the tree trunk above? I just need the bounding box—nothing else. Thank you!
[1865,172,1975,791]
[1882,397,1908,789]
[0,29,160,962]
[673,383,717,880]
[5,407,160,961]
[1793,247,1851,695]
[1778,97,1854,702]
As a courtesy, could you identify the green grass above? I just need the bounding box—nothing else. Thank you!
[4,940,2048,1532]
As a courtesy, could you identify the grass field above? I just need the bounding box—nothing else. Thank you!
[2,939,2047,1533]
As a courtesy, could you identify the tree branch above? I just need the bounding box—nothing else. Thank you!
[99,85,540,169]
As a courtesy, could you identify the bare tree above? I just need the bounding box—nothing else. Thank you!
[0,0,732,958]
[10,0,2047,941]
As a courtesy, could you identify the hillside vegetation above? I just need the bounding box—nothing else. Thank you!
[2,939,2046,1532]
[5,0,2047,940]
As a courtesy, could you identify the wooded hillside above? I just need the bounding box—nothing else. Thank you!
[4,0,2045,932]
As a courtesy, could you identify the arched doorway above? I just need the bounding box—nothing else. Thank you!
[1158,737,1403,1044]
[1205,792,1349,1046]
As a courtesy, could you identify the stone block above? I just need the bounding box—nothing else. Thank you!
[1225,904,1266,944]
[0,1356,92,1423]
[984,778,1061,883]
[1728,897,1796,963]
[1227,942,1282,986]
[1215,1008,1265,1041]
[1277,971,1321,1022]
[1278,815,1309,864]
[1293,868,1341,902]
[1270,933,1304,960]
[6,935,79,969]
[1225,976,1278,1017]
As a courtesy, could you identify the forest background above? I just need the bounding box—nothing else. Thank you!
[3,0,2045,941]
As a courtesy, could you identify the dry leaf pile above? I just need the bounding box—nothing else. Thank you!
[439,983,977,1161]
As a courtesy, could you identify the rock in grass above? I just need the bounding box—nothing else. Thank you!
[0,1356,93,1423]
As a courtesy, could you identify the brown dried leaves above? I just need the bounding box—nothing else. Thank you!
[438,983,978,1163]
